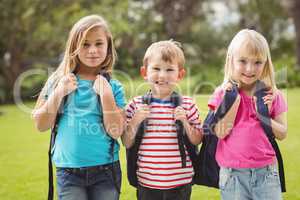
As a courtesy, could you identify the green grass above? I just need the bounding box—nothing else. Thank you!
[0,88,299,199]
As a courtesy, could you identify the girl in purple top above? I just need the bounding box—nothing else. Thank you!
[208,29,287,200]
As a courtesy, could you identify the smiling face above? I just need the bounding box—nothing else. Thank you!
[78,27,108,68]
[224,29,276,91]
[228,32,268,89]
[232,53,266,88]
[141,53,184,99]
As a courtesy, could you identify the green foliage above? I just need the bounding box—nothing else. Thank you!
[0,0,298,104]
[273,55,300,88]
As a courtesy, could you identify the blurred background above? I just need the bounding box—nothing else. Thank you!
[0,0,299,102]
[0,0,300,199]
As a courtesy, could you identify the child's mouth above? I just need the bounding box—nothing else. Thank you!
[155,81,168,85]
[242,73,255,78]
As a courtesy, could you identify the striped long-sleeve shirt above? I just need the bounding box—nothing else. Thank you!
[126,96,202,189]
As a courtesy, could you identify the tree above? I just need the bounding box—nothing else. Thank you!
[152,0,204,39]
[282,0,300,71]
[0,0,130,103]
[0,0,87,102]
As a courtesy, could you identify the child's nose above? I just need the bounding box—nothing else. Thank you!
[88,46,97,54]
[158,70,167,78]
[245,63,253,72]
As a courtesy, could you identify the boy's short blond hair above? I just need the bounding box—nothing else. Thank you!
[143,40,185,69]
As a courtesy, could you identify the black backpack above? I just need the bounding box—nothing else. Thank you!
[126,91,199,187]
[47,72,120,200]
[194,81,286,193]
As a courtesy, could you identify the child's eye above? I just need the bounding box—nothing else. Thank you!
[167,68,174,72]
[96,42,103,46]
[255,61,263,65]
[238,59,246,64]
[153,67,160,71]
[83,43,90,48]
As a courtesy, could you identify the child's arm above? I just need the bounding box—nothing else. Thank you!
[94,75,125,139]
[32,74,77,132]
[214,94,241,139]
[122,104,150,148]
[174,106,202,145]
[259,91,287,140]
[270,112,287,140]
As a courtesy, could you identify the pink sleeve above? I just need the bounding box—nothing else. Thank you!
[207,86,224,110]
[270,90,288,118]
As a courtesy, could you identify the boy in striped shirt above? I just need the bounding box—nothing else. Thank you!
[122,40,203,200]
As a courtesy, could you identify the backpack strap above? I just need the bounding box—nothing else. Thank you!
[126,91,198,187]
[126,91,151,187]
[195,84,240,188]
[47,72,118,200]
[170,92,199,177]
[134,91,151,149]
[95,72,120,194]
[203,84,239,135]
[170,92,187,168]
[48,113,61,200]
[255,81,286,192]
[197,81,286,192]
[48,96,68,200]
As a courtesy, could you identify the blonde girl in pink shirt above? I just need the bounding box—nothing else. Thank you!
[208,29,287,200]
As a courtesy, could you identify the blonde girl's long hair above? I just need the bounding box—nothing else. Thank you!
[37,15,117,105]
[223,29,277,91]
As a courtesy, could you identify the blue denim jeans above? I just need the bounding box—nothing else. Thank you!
[56,161,121,200]
[219,164,282,200]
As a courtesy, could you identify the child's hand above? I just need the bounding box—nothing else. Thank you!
[56,73,77,97]
[222,80,239,92]
[93,75,111,96]
[254,90,274,113]
[174,106,188,123]
[262,90,274,111]
[133,104,151,125]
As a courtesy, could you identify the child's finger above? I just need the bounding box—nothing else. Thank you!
[68,76,77,84]
[137,104,149,112]
[266,91,273,95]
[223,82,233,91]
[175,107,185,115]
[175,106,184,111]
[72,81,77,87]
[262,94,272,99]
[68,73,77,81]
[265,88,273,94]
[264,100,272,104]
[69,73,76,78]
[263,95,273,103]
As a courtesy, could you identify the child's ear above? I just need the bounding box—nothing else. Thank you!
[140,66,147,80]
[178,68,185,80]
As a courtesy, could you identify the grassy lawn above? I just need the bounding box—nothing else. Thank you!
[0,88,299,200]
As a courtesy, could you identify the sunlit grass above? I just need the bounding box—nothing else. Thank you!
[0,87,298,199]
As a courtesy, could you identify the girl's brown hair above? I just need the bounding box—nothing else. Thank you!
[37,15,116,105]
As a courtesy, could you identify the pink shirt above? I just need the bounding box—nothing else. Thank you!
[208,87,287,168]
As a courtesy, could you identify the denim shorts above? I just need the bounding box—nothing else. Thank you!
[219,164,282,200]
[56,161,121,200]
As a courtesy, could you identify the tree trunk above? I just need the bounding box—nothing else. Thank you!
[1,47,23,103]
[153,0,203,39]
[291,1,300,71]
[284,0,300,71]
